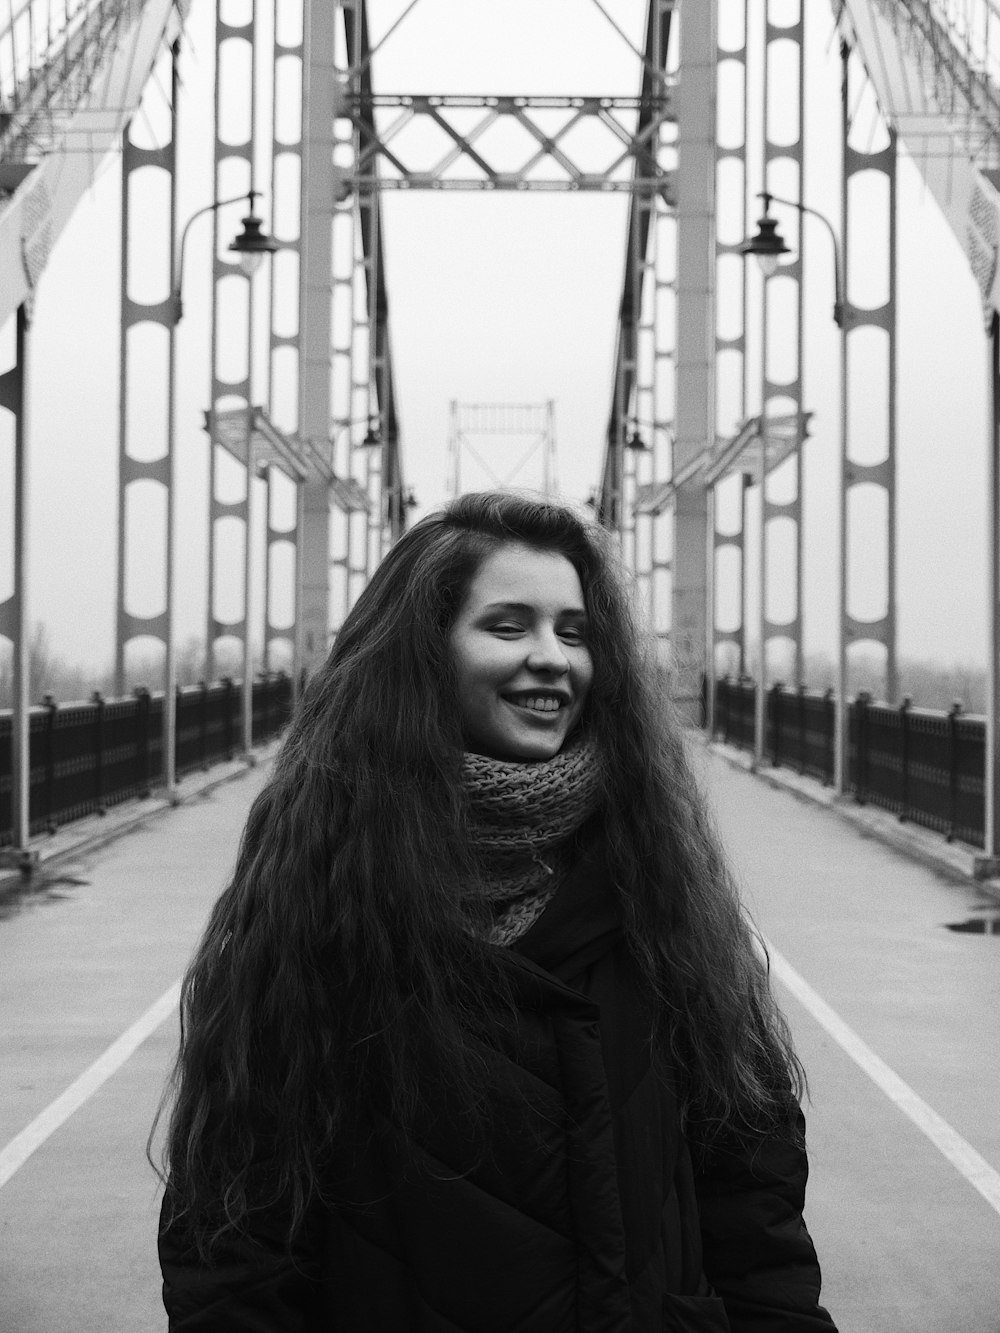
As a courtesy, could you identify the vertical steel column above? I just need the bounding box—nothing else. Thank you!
[621,187,646,574]
[630,151,668,622]
[0,306,30,855]
[206,0,259,754]
[361,181,384,575]
[298,0,336,681]
[332,0,392,613]
[754,354,767,768]
[650,186,675,642]
[753,12,774,769]
[115,40,177,705]
[266,0,305,681]
[240,3,260,758]
[545,400,557,498]
[835,41,850,794]
[447,400,460,498]
[711,0,750,729]
[330,3,362,633]
[836,41,898,792]
[761,1,805,687]
[163,44,181,793]
[985,313,1000,862]
[673,0,716,720]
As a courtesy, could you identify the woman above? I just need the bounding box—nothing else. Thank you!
[156,490,838,1332]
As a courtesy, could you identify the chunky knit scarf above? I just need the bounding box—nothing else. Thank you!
[461,738,603,947]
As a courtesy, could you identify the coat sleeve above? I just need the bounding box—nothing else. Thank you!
[692,1101,839,1333]
[158,1184,327,1332]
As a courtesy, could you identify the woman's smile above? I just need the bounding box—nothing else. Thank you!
[450,543,594,761]
[502,691,568,713]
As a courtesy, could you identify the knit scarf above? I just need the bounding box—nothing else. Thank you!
[461,738,603,947]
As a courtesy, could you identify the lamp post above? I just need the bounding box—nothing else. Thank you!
[165,190,277,798]
[740,190,848,793]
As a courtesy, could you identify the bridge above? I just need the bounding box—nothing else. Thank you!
[2,0,1000,1327]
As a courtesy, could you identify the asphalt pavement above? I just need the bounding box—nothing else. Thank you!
[0,745,998,1331]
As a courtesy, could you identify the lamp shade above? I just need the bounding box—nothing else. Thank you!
[739,211,791,276]
[229,211,278,275]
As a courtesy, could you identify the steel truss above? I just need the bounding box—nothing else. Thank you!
[203,1,261,754]
[709,0,751,719]
[447,402,557,499]
[114,39,177,699]
[337,93,676,193]
[326,0,402,637]
[597,0,675,645]
[0,0,151,168]
[839,40,898,709]
[753,0,806,762]
[0,306,30,861]
[326,0,678,645]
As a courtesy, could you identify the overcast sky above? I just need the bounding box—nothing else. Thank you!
[0,0,990,685]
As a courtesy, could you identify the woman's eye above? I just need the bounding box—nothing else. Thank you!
[490,622,523,635]
[559,626,586,643]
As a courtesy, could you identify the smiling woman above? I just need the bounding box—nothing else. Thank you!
[450,543,594,761]
[154,491,838,1333]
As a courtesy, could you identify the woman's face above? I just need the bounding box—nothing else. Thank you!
[449,543,594,761]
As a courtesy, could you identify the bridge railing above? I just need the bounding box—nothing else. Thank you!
[713,677,985,848]
[0,672,292,846]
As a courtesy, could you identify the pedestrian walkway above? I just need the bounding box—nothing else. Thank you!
[0,764,273,1332]
[697,747,1000,1333]
[1,745,998,1331]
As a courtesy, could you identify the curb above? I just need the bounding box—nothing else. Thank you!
[0,739,281,905]
[696,733,1000,903]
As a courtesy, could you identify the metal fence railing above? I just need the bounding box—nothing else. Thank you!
[0,672,292,846]
[712,676,985,848]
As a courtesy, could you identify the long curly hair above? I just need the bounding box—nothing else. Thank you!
[154,490,803,1258]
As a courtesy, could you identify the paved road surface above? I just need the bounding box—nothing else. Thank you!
[1,747,998,1330]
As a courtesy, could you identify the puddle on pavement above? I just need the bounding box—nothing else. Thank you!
[945,916,1000,934]
[0,870,91,920]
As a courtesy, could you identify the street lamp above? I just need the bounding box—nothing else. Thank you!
[358,418,383,449]
[164,190,277,800]
[740,189,849,793]
[741,191,845,329]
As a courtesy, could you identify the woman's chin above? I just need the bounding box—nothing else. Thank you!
[496,733,566,762]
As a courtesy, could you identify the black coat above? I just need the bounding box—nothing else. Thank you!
[159,839,838,1332]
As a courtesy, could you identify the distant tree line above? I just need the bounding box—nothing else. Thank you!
[0,623,289,710]
[716,644,986,715]
[0,623,986,714]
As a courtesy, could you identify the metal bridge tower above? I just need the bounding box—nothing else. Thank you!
[447,402,557,501]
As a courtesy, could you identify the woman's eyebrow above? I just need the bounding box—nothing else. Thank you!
[480,601,587,617]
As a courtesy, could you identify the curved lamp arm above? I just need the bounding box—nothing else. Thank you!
[757,190,845,329]
[171,190,263,325]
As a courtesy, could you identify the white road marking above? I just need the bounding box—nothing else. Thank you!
[765,937,1000,1218]
[5,943,1000,1221]
[0,980,180,1190]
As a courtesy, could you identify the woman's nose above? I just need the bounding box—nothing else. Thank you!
[526,629,570,674]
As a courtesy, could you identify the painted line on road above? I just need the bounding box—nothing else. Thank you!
[0,979,181,1191]
[765,937,1000,1218]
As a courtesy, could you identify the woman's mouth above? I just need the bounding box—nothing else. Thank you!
[503,693,566,714]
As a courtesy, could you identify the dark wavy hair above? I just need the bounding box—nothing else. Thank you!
[153,490,803,1258]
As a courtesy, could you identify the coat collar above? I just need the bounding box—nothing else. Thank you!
[511,822,622,983]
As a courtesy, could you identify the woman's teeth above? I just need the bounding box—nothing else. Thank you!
[508,695,561,712]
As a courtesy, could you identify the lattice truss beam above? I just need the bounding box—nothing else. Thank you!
[448,402,557,498]
[0,0,182,167]
[847,0,1000,165]
[337,92,676,193]
[838,0,1000,316]
[596,0,675,637]
[328,0,679,623]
